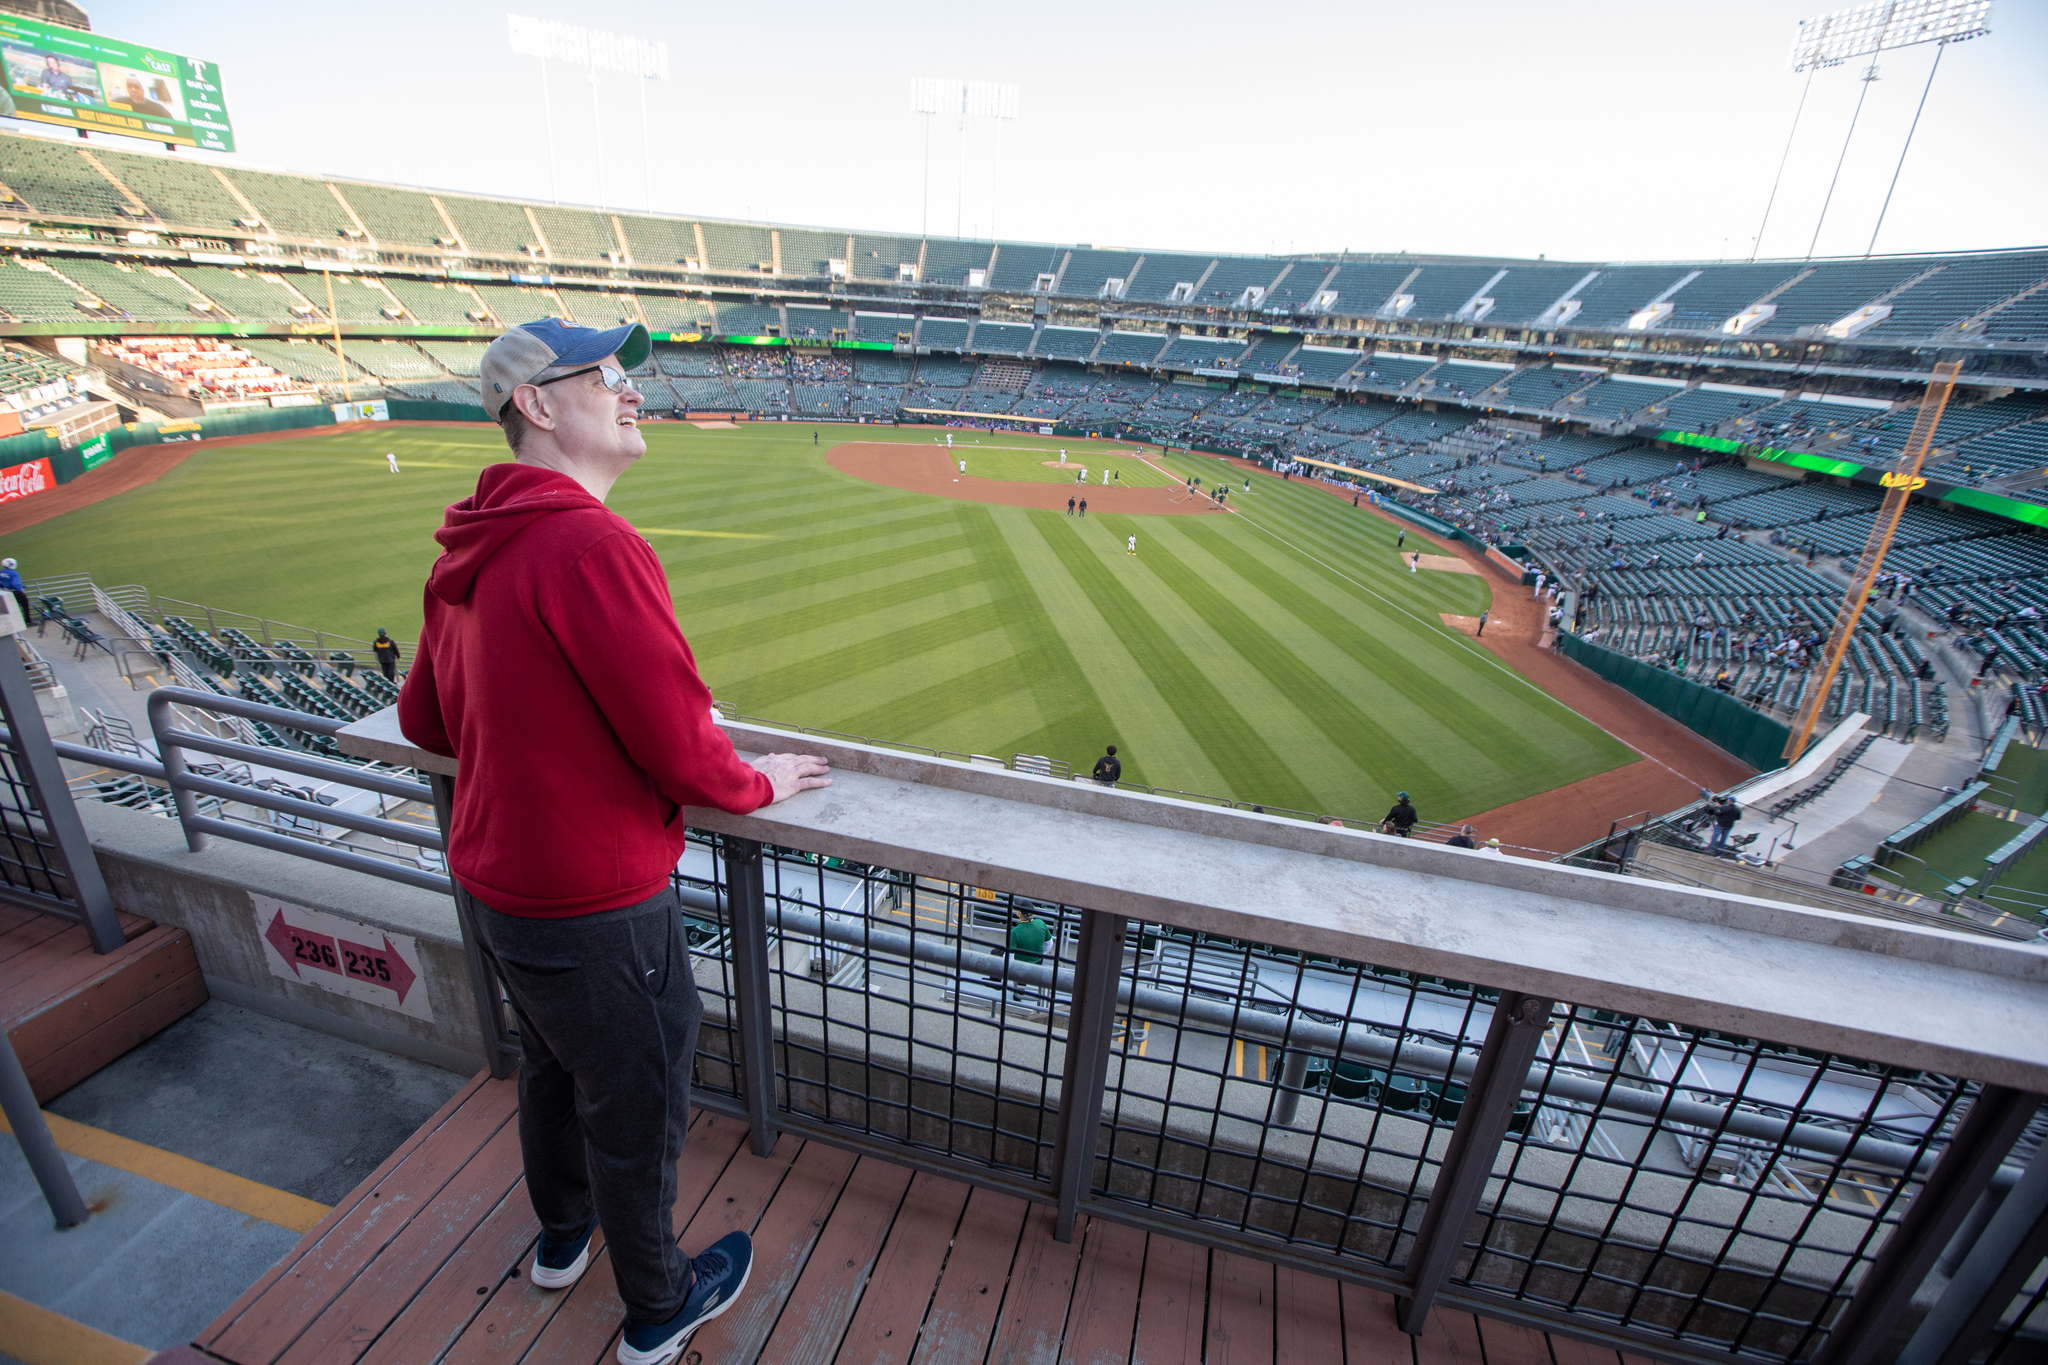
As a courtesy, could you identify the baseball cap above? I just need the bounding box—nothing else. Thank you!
[479,317,650,420]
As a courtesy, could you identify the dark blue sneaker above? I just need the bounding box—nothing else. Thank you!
[616,1231,754,1365]
[530,1222,594,1290]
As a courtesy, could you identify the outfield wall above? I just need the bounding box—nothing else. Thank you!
[1556,631,1788,773]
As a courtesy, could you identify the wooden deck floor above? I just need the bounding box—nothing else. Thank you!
[185,1071,1651,1365]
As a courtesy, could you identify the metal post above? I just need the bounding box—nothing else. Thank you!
[1274,1046,1312,1127]
[1396,991,1554,1332]
[1052,907,1125,1242]
[1901,1133,2048,1365]
[721,835,778,1157]
[1813,1083,2040,1365]
[425,773,517,1079]
[147,695,207,855]
[0,1026,87,1227]
[0,642,124,952]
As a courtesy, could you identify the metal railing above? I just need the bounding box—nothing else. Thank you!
[41,689,2048,1362]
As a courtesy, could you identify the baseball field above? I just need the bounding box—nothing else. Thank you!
[0,421,1638,821]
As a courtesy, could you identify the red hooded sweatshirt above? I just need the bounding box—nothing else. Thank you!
[397,463,773,916]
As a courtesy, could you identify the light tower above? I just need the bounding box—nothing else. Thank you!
[910,78,1020,241]
[509,16,671,213]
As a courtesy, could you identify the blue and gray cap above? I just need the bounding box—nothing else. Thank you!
[479,317,651,421]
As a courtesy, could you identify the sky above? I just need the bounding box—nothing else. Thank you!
[74,0,2048,264]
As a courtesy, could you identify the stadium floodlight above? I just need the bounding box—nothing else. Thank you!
[509,14,670,212]
[911,78,1021,242]
[1788,0,1991,70]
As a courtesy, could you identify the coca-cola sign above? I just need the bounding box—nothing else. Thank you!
[0,458,51,504]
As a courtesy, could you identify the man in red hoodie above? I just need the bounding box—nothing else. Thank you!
[399,318,829,1365]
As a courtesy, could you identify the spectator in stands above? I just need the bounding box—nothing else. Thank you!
[1447,825,1477,849]
[1092,745,1122,785]
[1382,792,1419,837]
[1009,903,1051,965]
[399,318,832,1365]
[371,629,401,681]
[0,558,28,626]
[1707,798,1740,853]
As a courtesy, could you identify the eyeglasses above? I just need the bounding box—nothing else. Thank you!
[531,363,633,394]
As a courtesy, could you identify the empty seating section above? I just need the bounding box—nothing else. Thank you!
[381,278,484,325]
[342,342,436,381]
[1565,267,1694,329]
[1098,331,1167,365]
[549,288,632,327]
[911,359,976,388]
[1132,254,1213,302]
[988,243,1059,292]
[972,322,1033,353]
[95,148,244,231]
[1754,260,1930,336]
[854,356,913,383]
[1477,267,1590,325]
[308,274,403,323]
[918,319,970,351]
[1498,366,1593,410]
[1240,336,1298,373]
[469,283,561,324]
[657,348,724,377]
[224,169,356,239]
[714,304,781,336]
[726,379,788,411]
[1423,362,1510,397]
[1266,263,1334,311]
[778,229,845,281]
[1658,387,1780,433]
[1404,265,1509,320]
[1358,353,1434,387]
[1947,422,2048,484]
[851,234,920,283]
[640,296,716,332]
[334,183,449,249]
[617,215,698,267]
[173,267,310,322]
[418,341,489,376]
[920,239,992,288]
[531,207,618,262]
[1158,336,1242,369]
[55,259,199,321]
[1194,258,1280,307]
[239,339,348,382]
[0,260,90,320]
[855,313,915,344]
[1293,347,1363,385]
[1860,396,2048,464]
[698,222,774,274]
[1320,264,1417,316]
[1034,326,1098,360]
[1982,288,2048,342]
[1570,378,1683,421]
[794,385,846,415]
[1660,264,1800,332]
[2,139,134,219]
[784,306,845,340]
[670,376,736,408]
[1057,250,1140,298]
[1865,254,2048,340]
[441,196,538,256]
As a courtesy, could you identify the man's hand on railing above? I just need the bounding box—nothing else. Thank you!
[752,752,833,804]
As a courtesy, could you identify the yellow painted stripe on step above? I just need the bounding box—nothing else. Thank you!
[0,1108,330,1234]
[0,1289,151,1365]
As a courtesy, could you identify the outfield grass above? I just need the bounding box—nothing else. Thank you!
[0,423,1635,819]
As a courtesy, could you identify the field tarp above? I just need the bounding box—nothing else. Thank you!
[1557,631,1789,773]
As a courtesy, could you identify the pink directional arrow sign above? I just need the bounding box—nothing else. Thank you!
[254,897,433,1022]
[337,932,419,1006]
[264,907,339,979]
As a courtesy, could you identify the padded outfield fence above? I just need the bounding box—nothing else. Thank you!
[1556,630,1796,771]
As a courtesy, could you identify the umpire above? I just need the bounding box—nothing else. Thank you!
[399,318,832,1365]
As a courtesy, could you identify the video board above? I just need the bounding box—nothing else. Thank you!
[0,14,232,151]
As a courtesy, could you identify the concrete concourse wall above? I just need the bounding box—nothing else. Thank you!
[76,799,485,1075]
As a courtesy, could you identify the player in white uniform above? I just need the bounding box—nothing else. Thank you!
[1127,535,1137,556]
[386,452,400,473]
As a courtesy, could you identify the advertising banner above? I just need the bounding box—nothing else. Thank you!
[0,456,51,503]
[78,433,111,470]
[332,399,390,423]
[0,14,233,151]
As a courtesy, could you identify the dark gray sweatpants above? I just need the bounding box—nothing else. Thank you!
[469,885,702,1323]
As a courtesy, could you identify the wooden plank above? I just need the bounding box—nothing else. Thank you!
[24,962,206,1102]
[1273,1265,1345,1365]
[277,1118,528,1365]
[16,927,207,1101]
[1411,1309,1482,1365]
[8,925,197,1050]
[680,1139,861,1365]
[983,1206,1087,1365]
[829,1170,971,1365]
[206,1075,518,1364]
[0,911,88,977]
[753,1155,916,1363]
[1337,1282,1410,1365]
[1547,1334,1622,1365]
[514,1113,801,1365]
[905,1186,1030,1365]
[1130,1232,1207,1365]
[1476,1319,1553,1365]
[1206,1250,1275,1365]
[0,920,170,1022]
[199,1069,497,1350]
[1054,1218,1146,1365]
[351,1183,542,1365]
